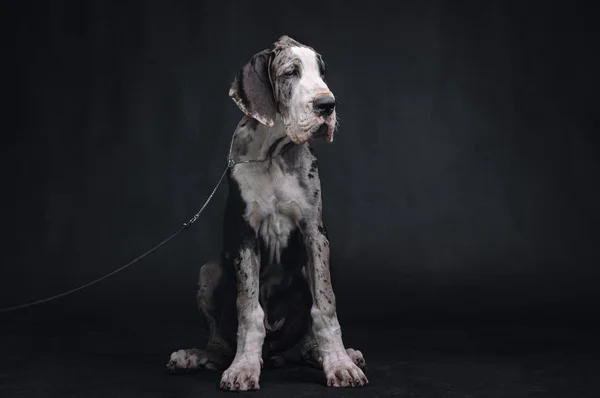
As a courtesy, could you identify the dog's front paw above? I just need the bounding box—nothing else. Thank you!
[323,352,368,388]
[219,358,261,391]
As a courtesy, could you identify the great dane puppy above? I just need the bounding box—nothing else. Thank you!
[167,35,368,391]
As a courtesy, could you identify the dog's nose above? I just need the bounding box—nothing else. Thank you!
[313,95,336,116]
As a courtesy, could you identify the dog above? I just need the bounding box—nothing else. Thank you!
[167,35,368,391]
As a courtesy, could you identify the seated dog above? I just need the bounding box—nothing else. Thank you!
[167,35,367,391]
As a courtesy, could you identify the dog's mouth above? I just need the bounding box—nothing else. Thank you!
[286,117,335,145]
[312,122,334,143]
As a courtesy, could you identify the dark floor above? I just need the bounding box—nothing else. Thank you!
[1,300,599,398]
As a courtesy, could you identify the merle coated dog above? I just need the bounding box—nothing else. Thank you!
[167,35,368,391]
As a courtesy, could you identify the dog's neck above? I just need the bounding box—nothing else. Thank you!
[232,114,292,162]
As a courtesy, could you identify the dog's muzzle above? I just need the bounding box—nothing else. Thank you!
[314,123,333,142]
[312,94,336,142]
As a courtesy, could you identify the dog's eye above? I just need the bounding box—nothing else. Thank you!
[282,68,299,77]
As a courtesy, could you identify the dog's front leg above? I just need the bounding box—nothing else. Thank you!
[219,244,265,391]
[302,222,368,388]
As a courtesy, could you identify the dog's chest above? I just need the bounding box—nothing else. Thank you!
[232,161,308,265]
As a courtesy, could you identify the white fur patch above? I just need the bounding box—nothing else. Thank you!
[285,47,334,144]
[290,47,330,97]
[232,121,309,265]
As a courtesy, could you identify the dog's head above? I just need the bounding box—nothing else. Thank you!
[229,35,336,144]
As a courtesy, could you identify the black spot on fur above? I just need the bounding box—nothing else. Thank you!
[318,289,332,305]
[299,219,307,232]
[280,142,301,168]
[241,117,258,130]
[308,173,314,179]
[233,132,252,156]
[266,136,286,159]
[308,146,319,171]
[281,142,294,153]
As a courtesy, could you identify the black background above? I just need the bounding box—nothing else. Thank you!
[4,0,599,323]
[2,1,600,396]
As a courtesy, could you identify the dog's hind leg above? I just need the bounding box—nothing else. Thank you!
[167,259,233,372]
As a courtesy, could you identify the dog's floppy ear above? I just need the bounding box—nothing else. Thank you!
[229,49,276,127]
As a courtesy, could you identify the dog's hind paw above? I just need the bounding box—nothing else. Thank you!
[346,348,366,370]
[167,349,219,372]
